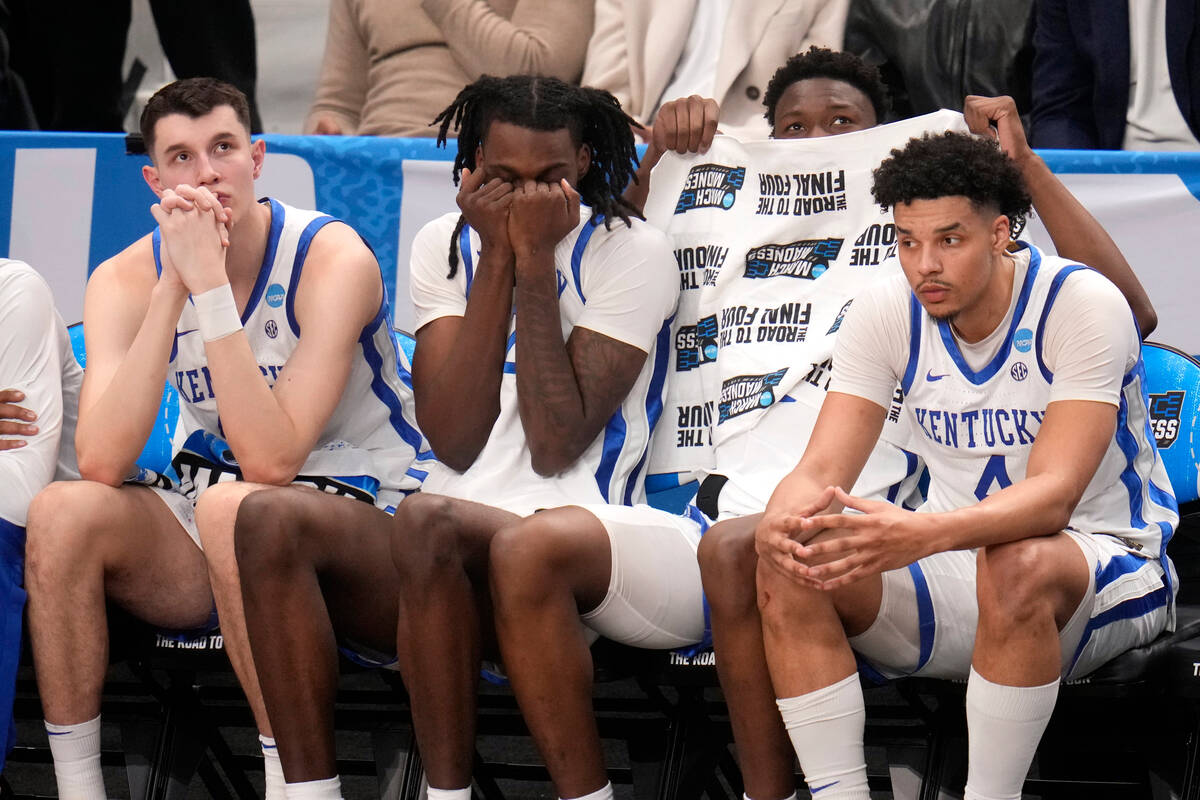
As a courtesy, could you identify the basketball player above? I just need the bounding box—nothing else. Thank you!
[22,78,421,799]
[0,259,81,775]
[756,131,1175,800]
[234,75,704,800]
[653,50,1157,800]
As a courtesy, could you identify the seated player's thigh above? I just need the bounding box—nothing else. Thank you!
[27,480,214,630]
[577,504,706,649]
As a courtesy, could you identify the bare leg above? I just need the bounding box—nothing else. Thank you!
[489,507,613,799]
[389,493,518,791]
[194,481,277,735]
[25,481,213,724]
[235,486,405,782]
[697,515,795,800]
[974,533,1090,685]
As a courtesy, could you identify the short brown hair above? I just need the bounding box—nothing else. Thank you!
[139,78,252,157]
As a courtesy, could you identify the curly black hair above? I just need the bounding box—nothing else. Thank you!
[763,47,891,129]
[432,74,642,277]
[871,132,1032,238]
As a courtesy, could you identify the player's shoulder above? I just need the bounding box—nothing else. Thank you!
[1033,246,1127,307]
[416,211,466,243]
[0,258,54,309]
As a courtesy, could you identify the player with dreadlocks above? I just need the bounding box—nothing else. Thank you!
[434,74,643,277]
[232,74,706,800]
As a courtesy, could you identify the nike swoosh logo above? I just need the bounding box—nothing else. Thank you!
[177,328,200,337]
[810,781,839,794]
[926,370,948,382]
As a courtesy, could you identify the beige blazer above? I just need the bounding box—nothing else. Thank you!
[582,0,848,140]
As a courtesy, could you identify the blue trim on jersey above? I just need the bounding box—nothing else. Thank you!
[284,214,337,336]
[570,222,599,303]
[242,198,286,325]
[359,313,425,454]
[415,449,437,461]
[1069,584,1170,672]
[621,315,674,505]
[907,561,936,673]
[152,228,163,276]
[935,243,1041,385]
[459,223,475,298]
[406,466,429,482]
[901,295,922,395]
[503,362,517,374]
[1033,264,1089,384]
[594,409,628,502]
[886,449,921,504]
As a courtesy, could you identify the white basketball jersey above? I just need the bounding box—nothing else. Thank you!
[902,243,1177,565]
[157,198,425,511]
[414,212,676,516]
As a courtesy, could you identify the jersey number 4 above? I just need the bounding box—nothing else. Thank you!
[973,454,1013,501]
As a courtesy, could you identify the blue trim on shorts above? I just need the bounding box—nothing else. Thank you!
[907,561,936,673]
[1069,583,1170,673]
[673,505,714,657]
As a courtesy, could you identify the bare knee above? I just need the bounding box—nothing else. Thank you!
[389,493,471,584]
[233,487,310,579]
[25,482,116,582]
[979,537,1086,629]
[196,482,262,564]
[698,518,758,613]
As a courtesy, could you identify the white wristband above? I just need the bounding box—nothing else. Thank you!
[193,283,242,342]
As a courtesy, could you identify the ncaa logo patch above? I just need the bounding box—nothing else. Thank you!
[265,283,286,308]
[1010,362,1028,382]
[674,164,747,215]
[1014,328,1033,353]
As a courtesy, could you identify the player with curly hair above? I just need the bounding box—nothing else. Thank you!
[755,130,1176,799]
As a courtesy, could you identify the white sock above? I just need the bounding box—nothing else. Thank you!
[260,734,286,800]
[560,782,613,800]
[745,791,798,800]
[45,715,106,800]
[285,775,343,800]
[776,674,870,800]
[964,667,1060,800]
[427,788,472,800]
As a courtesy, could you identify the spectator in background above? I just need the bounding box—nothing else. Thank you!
[582,0,848,144]
[4,0,260,132]
[306,0,594,137]
[1032,0,1200,150]
[0,259,81,777]
[843,0,1035,122]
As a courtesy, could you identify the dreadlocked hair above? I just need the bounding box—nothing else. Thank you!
[431,74,642,278]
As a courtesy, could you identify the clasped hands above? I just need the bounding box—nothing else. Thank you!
[755,485,927,591]
[150,184,233,294]
[456,167,580,268]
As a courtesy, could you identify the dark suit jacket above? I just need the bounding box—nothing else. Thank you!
[1031,0,1200,149]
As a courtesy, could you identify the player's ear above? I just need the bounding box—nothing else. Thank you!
[576,143,592,180]
[142,163,165,197]
[991,214,1011,251]
[250,137,266,180]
